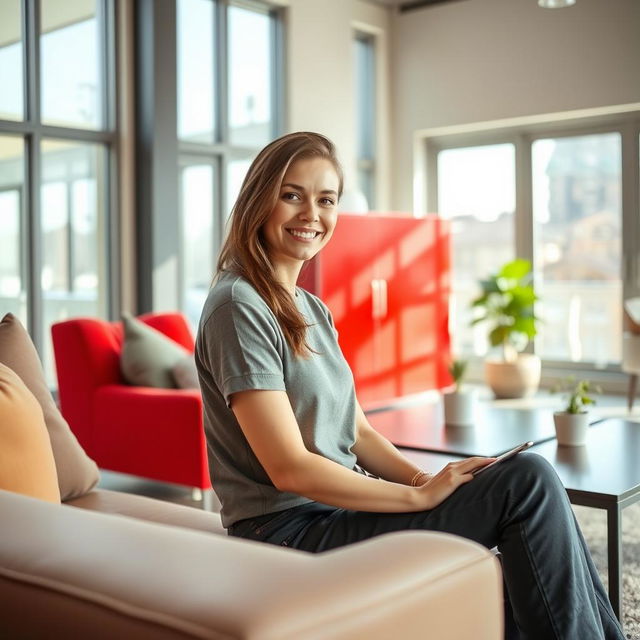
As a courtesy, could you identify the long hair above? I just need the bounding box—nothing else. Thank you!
[217,132,344,357]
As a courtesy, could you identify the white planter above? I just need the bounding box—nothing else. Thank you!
[485,353,541,399]
[553,411,589,446]
[443,390,477,426]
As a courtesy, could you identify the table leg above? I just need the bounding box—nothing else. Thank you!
[606,505,622,621]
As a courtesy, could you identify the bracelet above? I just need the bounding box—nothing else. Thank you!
[410,470,431,487]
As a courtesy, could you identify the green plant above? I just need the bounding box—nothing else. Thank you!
[551,377,602,414]
[448,358,468,392]
[470,258,539,362]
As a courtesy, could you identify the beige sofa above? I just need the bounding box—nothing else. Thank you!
[0,312,504,638]
[1,488,503,639]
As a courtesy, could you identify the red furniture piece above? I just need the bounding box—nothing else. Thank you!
[51,313,213,502]
[299,213,452,407]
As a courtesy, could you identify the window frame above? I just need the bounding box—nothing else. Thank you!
[175,0,285,323]
[0,0,118,356]
[418,107,640,389]
[353,29,377,209]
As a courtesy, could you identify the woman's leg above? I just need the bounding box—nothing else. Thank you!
[278,453,623,640]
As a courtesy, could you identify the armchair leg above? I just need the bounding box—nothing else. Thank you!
[202,489,217,512]
[628,374,638,412]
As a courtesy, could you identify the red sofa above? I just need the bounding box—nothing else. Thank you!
[51,313,213,502]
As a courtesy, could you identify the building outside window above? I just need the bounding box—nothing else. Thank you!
[0,0,116,385]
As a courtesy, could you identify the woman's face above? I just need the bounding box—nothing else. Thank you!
[262,156,340,269]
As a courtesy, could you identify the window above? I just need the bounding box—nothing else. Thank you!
[0,0,116,385]
[437,144,516,356]
[0,136,25,322]
[176,0,283,329]
[354,32,376,209]
[426,112,638,381]
[533,133,622,366]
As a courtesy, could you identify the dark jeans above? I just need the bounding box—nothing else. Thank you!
[228,453,624,640]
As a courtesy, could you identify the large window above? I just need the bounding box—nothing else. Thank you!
[177,0,283,329]
[0,0,116,385]
[427,113,638,380]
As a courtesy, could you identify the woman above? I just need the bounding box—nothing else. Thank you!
[195,131,623,639]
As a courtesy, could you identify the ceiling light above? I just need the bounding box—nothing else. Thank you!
[538,0,576,7]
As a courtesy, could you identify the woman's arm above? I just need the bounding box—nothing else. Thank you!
[231,389,493,513]
[351,402,430,485]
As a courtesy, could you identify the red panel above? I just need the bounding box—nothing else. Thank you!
[301,214,452,406]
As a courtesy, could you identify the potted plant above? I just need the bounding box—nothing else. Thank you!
[551,378,601,446]
[443,358,476,426]
[470,258,541,398]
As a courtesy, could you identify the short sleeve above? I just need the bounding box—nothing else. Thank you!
[200,300,286,407]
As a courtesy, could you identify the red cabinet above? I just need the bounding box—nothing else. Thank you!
[299,214,452,406]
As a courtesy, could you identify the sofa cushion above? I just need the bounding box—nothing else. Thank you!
[120,313,189,388]
[0,363,61,504]
[171,353,200,390]
[0,313,99,501]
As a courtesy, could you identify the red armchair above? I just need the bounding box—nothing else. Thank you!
[51,313,213,507]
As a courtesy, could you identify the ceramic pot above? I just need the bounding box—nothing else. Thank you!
[484,353,541,399]
[553,411,589,446]
[443,390,477,426]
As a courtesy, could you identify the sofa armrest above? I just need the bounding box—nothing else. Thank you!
[0,490,503,639]
[65,488,226,535]
[93,385,211,488]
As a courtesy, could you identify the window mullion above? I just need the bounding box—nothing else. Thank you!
[216,0,228,145]
[620,121,640,300]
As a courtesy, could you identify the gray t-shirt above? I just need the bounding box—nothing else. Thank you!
[195,272,358,528]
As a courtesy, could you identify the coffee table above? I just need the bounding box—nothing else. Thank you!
[368,403,640,622]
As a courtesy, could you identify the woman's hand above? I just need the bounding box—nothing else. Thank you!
[416,457,496,510]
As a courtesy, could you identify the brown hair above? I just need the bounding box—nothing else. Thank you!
[217,132,344,357]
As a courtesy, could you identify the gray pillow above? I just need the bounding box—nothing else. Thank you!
[120,313,189,388]
[172,353,200,390]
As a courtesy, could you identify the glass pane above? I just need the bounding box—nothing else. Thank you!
[354,35,375,160]
[228,5,272,146]
[226,157,252,218]
[177,0,215,143]
[41,139,108,384]
[354,35,376,207]
[0,0,24,120]
[181,164,214,330]
[0,135,26,324]
[533,133,622,365]
[437,144,516,357]
[40,0,103,129]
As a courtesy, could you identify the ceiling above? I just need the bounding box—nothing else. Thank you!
[364,0,465,11]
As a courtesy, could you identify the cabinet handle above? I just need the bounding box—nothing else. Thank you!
[371,279,388,319]
[371,280,379,319]
[378,278,388,318]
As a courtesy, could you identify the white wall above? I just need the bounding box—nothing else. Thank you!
[391,0,640,211]
[286,0,392,209]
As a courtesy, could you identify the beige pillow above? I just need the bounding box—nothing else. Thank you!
[0,313,99,501]
[0,363,60,503]
[120,312,190,388]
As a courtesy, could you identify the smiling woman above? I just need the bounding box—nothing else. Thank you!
[262,157,340,272]
[194,131,625,640]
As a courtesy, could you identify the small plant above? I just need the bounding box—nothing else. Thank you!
[470,258,539,362]
[551,377,602,414]
[448,358,468,393]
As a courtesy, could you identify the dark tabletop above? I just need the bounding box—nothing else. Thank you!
[392,417,640,505]
[366,400,558,457]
